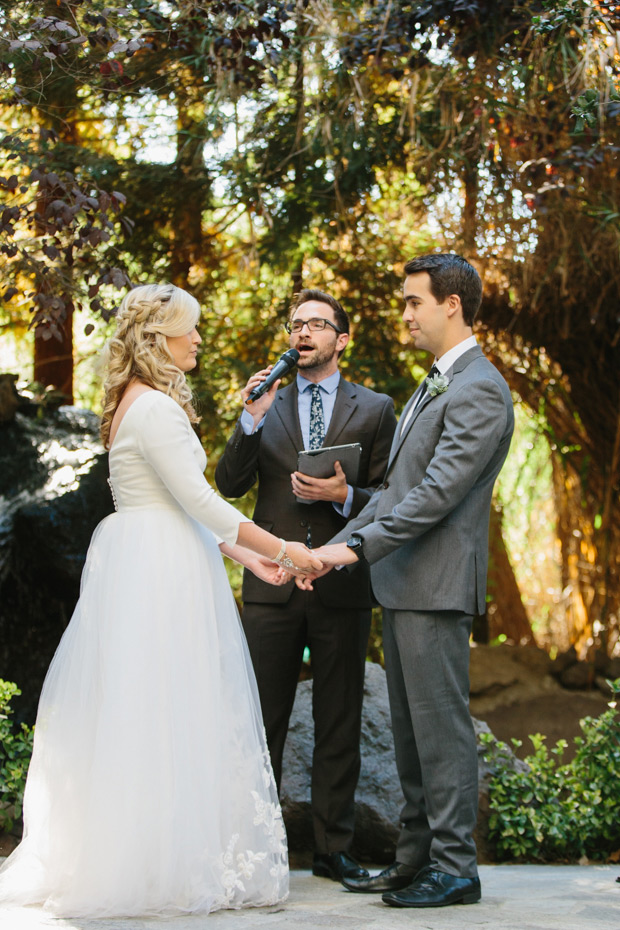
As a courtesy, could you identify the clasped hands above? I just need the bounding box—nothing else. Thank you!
[293,542,359,591]
[250,540,321,587]
[251,541,358,589]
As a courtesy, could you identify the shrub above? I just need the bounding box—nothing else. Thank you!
[481,679,620,862]
[0,680,34,833]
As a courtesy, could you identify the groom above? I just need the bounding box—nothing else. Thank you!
[310,253,514,908]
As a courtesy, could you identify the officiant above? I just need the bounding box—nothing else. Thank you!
[215,289,396,882]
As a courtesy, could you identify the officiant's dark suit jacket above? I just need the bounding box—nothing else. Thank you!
[215,375,396,854]
[215,377,396,606]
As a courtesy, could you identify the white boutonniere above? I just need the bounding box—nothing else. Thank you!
[425,372,450,397]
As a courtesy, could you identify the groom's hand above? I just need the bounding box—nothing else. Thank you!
[313,543,359,566]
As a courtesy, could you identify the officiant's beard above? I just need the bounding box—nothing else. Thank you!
[294,341,339,373]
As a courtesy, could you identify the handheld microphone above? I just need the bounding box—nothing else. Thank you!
[245,348,300,405]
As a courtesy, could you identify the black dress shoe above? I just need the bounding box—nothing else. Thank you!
[312,852,369,881]
[341,861,420,893]
[382,866,481,908]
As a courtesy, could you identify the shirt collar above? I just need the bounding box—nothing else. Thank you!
[434,335,478,375]
[297,371,341,394]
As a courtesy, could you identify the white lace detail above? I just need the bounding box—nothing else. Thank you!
[214,777,288,908]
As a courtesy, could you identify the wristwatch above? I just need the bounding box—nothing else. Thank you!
[346,533,367,563]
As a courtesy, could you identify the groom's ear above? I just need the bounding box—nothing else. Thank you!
[445,294,463,319]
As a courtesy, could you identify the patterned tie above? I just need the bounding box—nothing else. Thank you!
[309,384,325,450]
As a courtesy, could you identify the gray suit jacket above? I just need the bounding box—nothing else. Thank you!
[215,377,397,608]
[331,347,514,615]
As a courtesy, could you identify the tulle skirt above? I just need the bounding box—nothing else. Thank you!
[0,507,288,918]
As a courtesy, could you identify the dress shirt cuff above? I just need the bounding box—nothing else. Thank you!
[332,484,354,519]
[240,409,265,435]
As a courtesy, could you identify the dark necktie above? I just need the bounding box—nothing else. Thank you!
[417,363,440,407]
[309,384,325,450]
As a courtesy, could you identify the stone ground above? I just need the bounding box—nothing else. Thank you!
[0,866,618,930]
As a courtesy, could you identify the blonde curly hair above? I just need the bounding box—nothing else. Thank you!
[100,283,200,449]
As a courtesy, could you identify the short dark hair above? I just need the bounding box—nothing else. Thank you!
[289,288,350,335]
[403,253,482,326]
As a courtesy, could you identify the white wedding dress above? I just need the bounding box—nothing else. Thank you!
[0,390,288,918]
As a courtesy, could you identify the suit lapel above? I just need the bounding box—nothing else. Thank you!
[322,379,357,447]
[273,382,304,454]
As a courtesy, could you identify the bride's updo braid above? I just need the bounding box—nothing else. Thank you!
[100,284,200,448]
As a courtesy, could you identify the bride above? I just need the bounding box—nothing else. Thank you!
[0,284,322,918]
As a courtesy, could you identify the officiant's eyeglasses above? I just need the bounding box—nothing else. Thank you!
[285,318,343,334]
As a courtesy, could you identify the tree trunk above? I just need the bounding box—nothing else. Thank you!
[34,314,74,403]
[169,91,207,287]
[31,0,81,402]
[289,9,307,296]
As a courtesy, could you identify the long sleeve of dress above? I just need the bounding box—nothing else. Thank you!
[136,392,251,546]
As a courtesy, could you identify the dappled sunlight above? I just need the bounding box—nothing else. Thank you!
[496,403,564,651]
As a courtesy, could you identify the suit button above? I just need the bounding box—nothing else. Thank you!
[382,481,389,489]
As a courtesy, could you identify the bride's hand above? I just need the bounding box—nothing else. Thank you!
[275,541,323,576]
[249,556,292,586]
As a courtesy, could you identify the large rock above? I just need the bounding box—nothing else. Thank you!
[469,643,559,714]
[560,661,594,690]
[469,644,611,761]
[0,406,113,723]
[550,647,620,693]
[281,661,525,864]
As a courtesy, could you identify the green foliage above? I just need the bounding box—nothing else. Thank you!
[482,680,620,861]
[571,87,620,135]
[2,0,620,654]
[532,0,590,35]
[0,680,34,833]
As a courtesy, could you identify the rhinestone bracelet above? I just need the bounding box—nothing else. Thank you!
[272,538,298,572]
